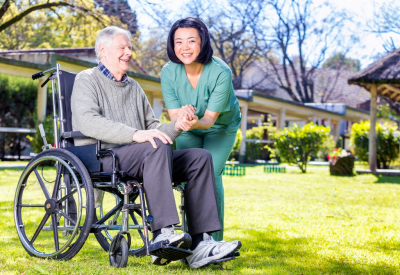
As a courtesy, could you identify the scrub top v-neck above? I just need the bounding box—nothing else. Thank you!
[161,56,241,134]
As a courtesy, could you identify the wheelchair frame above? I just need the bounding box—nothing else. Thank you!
[13,64,190,267]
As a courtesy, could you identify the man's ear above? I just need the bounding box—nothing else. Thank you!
[99,43,107,59]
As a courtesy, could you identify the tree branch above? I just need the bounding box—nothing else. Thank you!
[0,0,11,21]
[0,2,74,33]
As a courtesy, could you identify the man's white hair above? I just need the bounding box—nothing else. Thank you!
[95,26,131,60]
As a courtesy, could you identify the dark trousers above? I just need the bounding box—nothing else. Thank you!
[100,139,222,235]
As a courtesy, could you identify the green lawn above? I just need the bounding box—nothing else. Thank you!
[1,164,400,274]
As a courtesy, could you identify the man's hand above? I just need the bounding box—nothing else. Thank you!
[132,129,172,148]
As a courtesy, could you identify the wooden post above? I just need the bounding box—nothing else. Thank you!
[37,78,48,122]
[278,108,286,130]
[398,142,400,170]
[239,104,248,163]
[369,84,378,172]
[313,115,317,124]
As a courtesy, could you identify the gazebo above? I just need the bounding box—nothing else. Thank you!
[348,49,400,172]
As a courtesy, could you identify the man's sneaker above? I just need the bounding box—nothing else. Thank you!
[151,226,192,265]
[186,233,242,269]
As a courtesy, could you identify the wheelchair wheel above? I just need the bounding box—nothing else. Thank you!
[14,149,94,260]
[93,191,146,257]
[109,235,128,268]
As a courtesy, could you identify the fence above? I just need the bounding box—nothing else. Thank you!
[264,165,286,173]
[0,127,36,160]
[222,165,246,176]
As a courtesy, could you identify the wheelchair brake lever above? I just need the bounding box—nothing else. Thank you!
[39,123,52,150]
[40,73,53,88]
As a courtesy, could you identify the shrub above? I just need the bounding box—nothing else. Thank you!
[229,128,243,160]
[350,121,399,169]
[0,74,40,159]
[270,122,330,173]
[27,114,55,153]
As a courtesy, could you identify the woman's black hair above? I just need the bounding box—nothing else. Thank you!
[167,17,213,64]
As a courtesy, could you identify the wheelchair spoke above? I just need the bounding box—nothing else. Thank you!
[57,210,76,226]
[129,211,145,241]
[111,209,121,223]
[56,189,77,204]
[30,213,50,245]
[51,214,60,251]
[52,166,63,199]
[34,169,51,200]
[19,204,45,207]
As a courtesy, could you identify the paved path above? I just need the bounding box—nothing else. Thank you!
[356,169,400,176]
[0,163,27,168]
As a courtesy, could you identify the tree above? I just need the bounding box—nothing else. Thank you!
[0,0,138,50]
[369,2,400,52]
[323,53,360,72]
[0,0,100,33]
[187,0,268,88]
[259,0,353,103]
[134,29,169,77]
[132,0,268,81]
[94,0,138,35]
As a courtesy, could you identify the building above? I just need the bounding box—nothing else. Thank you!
[0,49,370,161]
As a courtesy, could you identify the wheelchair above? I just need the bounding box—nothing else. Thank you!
[13,64,191,268]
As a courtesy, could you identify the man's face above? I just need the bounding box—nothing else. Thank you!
[100,34,132,79]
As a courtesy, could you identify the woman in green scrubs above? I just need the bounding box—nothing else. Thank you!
[161,17,241,241]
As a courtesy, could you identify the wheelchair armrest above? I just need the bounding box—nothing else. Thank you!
[62,131,86,139]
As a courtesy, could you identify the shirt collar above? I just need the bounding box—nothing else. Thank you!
[97,62,129,83]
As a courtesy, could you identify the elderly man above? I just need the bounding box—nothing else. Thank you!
[71,26,241,269]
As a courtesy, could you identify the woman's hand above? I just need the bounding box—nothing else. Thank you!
[179,115,199,131]
[178,105,197,121]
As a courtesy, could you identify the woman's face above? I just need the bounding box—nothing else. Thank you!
[174,27,201,65]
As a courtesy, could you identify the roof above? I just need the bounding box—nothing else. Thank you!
[348,49,400,85]
[348,49,400,103]
[242,61,370,110]
[0,47,148,75]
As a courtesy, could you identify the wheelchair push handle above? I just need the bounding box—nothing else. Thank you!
[31,67,57,80]
[32,72,43,80]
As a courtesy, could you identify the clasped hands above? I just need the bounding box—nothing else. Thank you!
[132,105,197,148]
[175,104,198,132]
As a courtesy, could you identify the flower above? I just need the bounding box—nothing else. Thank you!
[328,148,343,161]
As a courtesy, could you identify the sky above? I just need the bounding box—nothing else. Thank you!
[131,0,398,70]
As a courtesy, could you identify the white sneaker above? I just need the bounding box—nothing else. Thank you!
[186,233,242,269]
[151,226,192,265]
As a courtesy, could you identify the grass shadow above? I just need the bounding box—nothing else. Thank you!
[329,174,357,178]
[373,175,400,184]
[235,229,399,274]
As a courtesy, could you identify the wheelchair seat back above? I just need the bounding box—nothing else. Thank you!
[58,70,101,172]
[59,70,76,141]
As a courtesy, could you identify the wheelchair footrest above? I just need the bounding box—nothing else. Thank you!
[149,241,193,261]
[207,252,241,267]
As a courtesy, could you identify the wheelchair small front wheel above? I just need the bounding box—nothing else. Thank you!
[109,235,129,268]
[93,193,146,257]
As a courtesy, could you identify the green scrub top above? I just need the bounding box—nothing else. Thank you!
[161,56,241,134]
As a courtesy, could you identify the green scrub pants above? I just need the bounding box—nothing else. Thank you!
[175,120,240,241]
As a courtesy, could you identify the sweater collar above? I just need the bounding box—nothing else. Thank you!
[97,62,129,83]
